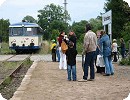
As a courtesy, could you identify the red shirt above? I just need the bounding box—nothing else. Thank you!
[58,35,64,46]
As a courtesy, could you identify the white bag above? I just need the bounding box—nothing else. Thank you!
[96,55,105,67]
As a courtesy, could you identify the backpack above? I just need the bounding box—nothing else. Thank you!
[61,41,68,53]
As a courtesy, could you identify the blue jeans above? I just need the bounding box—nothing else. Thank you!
[103,55,114,74]
[67,65,76,81]
[83,51,95,80]
[56,49,60,62]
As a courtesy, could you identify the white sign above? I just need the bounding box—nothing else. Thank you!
[102,10,112,26]
[27,28,32,31]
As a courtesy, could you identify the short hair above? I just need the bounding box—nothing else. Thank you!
[68,41,74,47]
[86,23,92,32]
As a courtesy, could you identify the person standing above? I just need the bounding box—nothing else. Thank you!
[99,30,114,76]
[120,38,126,59]
[112,39,118,62]
[65,41,78,81]
[56,37,60,62]
[58,31,67,69]
[95,30,105,73]
[50,39,56,62]
[78,24,97,81]
[68,30,77,49]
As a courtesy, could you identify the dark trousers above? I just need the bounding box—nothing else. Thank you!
[113,52,117,62]
[83,51,96,80]
[121,50,125,58]
[52,53,56,62]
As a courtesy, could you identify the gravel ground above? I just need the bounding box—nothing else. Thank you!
[17,61,130,100]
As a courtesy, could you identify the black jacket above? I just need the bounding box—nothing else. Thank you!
[65,47,77,66]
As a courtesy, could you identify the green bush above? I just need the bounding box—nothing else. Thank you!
[0,42,15,54]
[76,42,83,54]
[119,57,130,65]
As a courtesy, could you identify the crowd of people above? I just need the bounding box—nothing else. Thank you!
[50,23,126,82]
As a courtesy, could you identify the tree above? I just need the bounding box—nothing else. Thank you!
[89,17,102,32]
[104,0,130,39]
[23,15,37,23]
[0,19,10,42]
[51,29,59,40]
[71,20,88,42]
[71,18,102,43]
[37,3,71,40]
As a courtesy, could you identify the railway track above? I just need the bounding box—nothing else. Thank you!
[0,54,32,99]
[0,54,31,85]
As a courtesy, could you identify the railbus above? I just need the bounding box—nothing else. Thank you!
[9,21,43,53]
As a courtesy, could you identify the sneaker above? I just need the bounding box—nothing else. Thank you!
[78,79,87,82]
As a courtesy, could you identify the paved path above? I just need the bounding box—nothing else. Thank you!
[30,54,82,62]
[0,54,82,62]
[0,55,14,61]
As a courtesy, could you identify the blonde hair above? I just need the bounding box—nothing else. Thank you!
[100,30,106,35]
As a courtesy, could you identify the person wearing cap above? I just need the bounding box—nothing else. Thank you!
[65,41,77,81]
[112,39,118,62]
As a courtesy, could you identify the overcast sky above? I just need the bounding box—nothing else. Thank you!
[0,0,130,24]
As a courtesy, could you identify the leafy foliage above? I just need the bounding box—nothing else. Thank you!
[89,17,103,32]
[0,19,10,42]
[71,20,88,42]
[37,3,71,40]
[104,0,130,39]
[51,29,59,41]
[119,57,130,65]
[23,15,37,23]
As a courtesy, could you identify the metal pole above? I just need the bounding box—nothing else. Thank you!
[63,0,67,23]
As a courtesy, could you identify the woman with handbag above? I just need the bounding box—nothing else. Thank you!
[58,31,67,70]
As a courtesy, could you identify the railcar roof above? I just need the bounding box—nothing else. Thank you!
[9,22,40,28]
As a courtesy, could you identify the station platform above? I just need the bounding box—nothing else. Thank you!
[8,54,130,100]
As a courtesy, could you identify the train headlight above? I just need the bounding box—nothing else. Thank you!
[31,39,34,42]
[13,39,16,42]
[12,43,16,47]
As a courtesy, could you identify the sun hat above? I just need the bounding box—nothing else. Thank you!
[113,39,117,42]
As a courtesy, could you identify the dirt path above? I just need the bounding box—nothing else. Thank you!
[20,61,130,100]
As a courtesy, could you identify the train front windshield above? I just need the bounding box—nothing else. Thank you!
[9,27,39,36]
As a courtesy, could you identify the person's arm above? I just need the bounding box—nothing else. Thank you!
[83,34,89,52]
[99,38,103,54]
